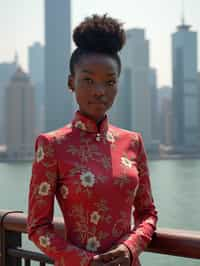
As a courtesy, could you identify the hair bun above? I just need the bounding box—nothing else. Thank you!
[73,14,126,54]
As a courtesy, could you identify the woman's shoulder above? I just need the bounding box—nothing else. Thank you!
[35,123,72,144]
[109,123,140,138]
[108,124,142,145]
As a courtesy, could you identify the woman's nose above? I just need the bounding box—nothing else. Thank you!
[93,84,105,95]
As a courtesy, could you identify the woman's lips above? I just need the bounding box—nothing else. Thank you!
[89,101,106,105]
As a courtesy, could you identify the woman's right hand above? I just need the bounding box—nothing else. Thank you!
[90,260,103,266]
[90,255,104,266]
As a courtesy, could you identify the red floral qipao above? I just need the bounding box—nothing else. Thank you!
[27,111,157,266]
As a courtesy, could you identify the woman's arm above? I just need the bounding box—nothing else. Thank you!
[27,134,94,266]
[117,133,158,263]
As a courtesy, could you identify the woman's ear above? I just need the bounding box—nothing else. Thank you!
[68,75,75,92]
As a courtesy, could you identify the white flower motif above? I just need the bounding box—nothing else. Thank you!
[90,211,101,225]
[38,182,51,196]
[86,236,100,252]
[106,131,115,143]
[80,171,95,187]
[121,157,133,168]
[36,145,44,162]
[60,185,69,199]
[39,235,51,248]
[66,123,72,128]
[146,217,155,226]
[75,121,86,131]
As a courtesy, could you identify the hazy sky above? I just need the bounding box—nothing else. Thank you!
[0,0,200,87]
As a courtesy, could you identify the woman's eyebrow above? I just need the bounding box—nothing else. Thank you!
[81,70,117,77]
[107,72,117,77]
[81,69,94,74]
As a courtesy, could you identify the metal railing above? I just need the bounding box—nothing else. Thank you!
[0,210,200,265]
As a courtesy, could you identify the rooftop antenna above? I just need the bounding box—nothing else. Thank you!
[181,0,185,25]
[178,0,190,30]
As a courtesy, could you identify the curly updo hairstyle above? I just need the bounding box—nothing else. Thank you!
[69,14,126,75]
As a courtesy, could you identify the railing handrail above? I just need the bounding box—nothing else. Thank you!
[0,209,200,260]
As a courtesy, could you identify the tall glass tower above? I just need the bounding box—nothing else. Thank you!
[112,29,152,148]
[45,0,73,131]
[172,19,200,147]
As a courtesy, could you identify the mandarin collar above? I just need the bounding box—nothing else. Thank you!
[72,111,109,133]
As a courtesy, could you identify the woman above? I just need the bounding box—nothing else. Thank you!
[27,14,157,266]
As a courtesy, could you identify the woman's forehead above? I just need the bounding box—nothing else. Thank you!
[75,54,119,75]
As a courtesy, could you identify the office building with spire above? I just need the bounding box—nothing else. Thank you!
[172,17,200,148]
[45,0,73,131]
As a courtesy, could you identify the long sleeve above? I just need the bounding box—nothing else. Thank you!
[27,134,94,266]
[117,133,158,263]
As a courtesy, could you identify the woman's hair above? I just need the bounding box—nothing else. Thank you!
[69,14,126,75]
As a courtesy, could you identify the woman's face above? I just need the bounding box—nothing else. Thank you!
[68,53,119,122]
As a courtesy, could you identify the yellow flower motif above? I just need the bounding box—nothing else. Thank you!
[80,171,95,187]
[86,236,100,252]
[38,182,51,196]
[90,211,101,225]
[36,145,44,162]
[106,131,115,143]
[74,121,86,131]
[39,235,51,248]
[60,185,69,199]
[121,157,133,168]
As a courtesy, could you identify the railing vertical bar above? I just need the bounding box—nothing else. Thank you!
[0,228,5,266]
[24,258,31,266]
[40,262,46,266]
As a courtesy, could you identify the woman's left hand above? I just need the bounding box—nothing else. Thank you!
[92,244,132,265]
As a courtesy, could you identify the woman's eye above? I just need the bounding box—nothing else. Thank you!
[106,80,116,86]
[83,78,93,84]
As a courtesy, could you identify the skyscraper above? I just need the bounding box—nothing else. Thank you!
[45,0,73,131]
[109,67,132,130]
[110,29,152,148]
[159,86,173,145]
[172,19,200,148]
[149,68,159,141]
[5,68,36,160]
[28,42,45,133]
[197,72,200,131]
[29,42,44,85]
[0,60,17,144]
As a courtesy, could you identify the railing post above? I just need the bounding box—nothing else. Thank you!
[0,211,22,266]
[4,230,22,266]
[0,223,5,266]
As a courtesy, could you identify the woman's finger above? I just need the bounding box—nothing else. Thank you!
[103,255,130,266]
[95,250,117,263]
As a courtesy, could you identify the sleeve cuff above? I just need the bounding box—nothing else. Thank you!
[117,233,138,259]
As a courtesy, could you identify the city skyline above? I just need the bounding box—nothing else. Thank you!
[1,0,200,87]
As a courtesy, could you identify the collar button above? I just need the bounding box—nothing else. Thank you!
[96,133,101,141]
